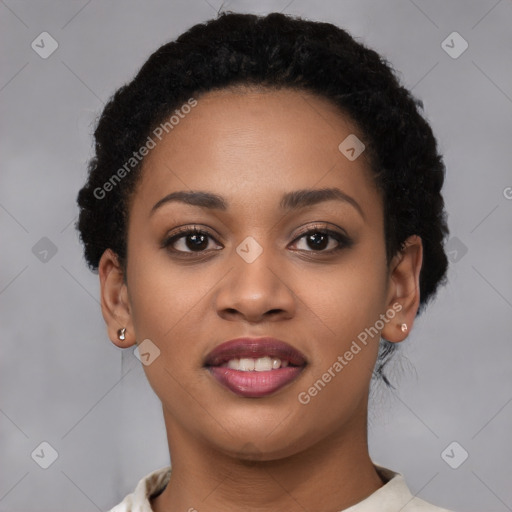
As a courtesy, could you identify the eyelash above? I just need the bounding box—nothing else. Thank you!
[161,224,353,257]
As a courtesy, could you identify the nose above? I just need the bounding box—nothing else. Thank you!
[214,245,296,324]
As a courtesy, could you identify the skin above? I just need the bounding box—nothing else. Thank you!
[98,87,422,512]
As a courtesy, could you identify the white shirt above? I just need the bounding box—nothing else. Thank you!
[109,464,455,512]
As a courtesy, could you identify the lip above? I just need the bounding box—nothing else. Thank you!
[204,337,307,398]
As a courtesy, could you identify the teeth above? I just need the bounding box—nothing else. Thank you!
[239,358,255,371]
[255,357,272,371]
[224,357,289,371]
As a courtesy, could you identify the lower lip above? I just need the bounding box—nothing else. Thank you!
[207,366,304,398]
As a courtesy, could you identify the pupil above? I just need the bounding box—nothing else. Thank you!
[309,233,327,250]
[187,234,208,251]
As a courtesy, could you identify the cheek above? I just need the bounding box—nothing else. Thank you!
[298,255,388,345]
[125,256,215,419]
[293,248,389,401]
[126,250,212,341]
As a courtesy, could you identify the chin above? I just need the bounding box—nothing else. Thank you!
[203,416,318,462]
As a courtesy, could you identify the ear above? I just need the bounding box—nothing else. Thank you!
[98,249,135,348]
[381,235,423,343]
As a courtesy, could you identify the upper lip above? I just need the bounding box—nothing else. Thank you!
[204,337,307,367]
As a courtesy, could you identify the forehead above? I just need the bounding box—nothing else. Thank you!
[131,87,380,217]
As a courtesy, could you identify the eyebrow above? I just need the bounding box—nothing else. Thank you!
[150,187,365,219]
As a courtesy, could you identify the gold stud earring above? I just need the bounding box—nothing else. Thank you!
[117,327,126,341]
[400,323,408,333]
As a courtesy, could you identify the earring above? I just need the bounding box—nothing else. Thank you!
[400,323,408,333]
[117,327,126,341]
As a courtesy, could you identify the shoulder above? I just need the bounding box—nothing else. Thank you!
[107,465,171,512]
[342,465,458,512]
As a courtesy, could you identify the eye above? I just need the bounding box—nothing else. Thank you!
[162,224,352,257]
[162,226,222,255]
[290,226,352,253]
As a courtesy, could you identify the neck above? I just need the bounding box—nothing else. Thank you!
[151,407,384,512]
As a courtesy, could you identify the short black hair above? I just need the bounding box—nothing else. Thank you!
[76,11,449,385]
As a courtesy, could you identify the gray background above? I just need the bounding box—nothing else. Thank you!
[1,1,511,511]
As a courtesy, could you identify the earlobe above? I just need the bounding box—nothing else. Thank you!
[98,249,135,348]
[381,235,423,343]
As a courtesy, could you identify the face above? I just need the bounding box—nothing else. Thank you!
[100,87,421,461]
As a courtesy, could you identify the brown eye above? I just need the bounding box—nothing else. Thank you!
[291,227,353,253]
[162,227,222,254]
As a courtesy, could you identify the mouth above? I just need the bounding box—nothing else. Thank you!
[203,337,307,398]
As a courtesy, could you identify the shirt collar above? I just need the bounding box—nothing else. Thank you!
[113,463,447,512]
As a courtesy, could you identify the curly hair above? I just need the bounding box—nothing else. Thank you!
[76,11,449,385]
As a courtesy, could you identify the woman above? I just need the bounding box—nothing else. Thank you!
[76,11,454,512]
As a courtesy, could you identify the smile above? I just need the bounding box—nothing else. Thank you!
[204,337,307,398]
